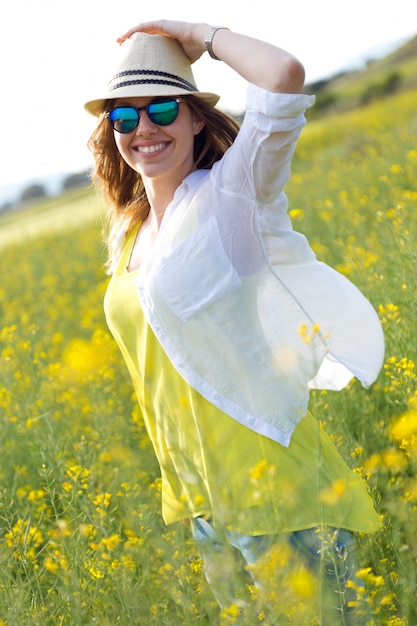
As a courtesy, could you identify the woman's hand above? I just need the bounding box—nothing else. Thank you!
[117,19,209,64]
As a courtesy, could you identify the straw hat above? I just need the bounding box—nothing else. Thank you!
[84,32,220,116]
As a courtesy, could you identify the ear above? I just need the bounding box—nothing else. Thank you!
[192,117,205,135]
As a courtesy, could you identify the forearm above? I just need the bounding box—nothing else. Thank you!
[204,27,305,94]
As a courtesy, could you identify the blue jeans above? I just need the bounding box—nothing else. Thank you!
[191,518,371,625]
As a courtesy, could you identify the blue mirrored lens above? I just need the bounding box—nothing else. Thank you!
[109,107,139,133]
[147,99,179,125]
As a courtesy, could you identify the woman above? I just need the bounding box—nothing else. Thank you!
[85,20,384,624]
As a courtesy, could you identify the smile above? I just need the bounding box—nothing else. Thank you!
[136,142,168,154]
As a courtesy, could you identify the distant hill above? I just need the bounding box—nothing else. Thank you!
[305,33,417,117]
[380,33,417,64]
[0,169,91,214]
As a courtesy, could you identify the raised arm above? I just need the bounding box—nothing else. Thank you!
[117,20,305,94]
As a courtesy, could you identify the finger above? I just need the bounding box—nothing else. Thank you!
[116,25,142,44]
[117,21,171,44]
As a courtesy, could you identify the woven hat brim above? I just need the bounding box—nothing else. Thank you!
[84,88,220,117]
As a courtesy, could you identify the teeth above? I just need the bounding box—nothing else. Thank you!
[137,143,166,154]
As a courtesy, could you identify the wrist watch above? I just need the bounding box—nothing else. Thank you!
[204,27,229,61]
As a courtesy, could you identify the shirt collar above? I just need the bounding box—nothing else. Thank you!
[182,169,208,191]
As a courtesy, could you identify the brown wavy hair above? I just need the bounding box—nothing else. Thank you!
[87,96,240,268]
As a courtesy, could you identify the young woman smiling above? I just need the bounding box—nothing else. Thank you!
[85,19,384,624]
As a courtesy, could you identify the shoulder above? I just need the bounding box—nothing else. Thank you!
[245,84,316,119]
[108,225,128,275]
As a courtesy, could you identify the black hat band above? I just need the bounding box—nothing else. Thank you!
[110,69,197,92]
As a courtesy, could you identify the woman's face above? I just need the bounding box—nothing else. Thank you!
[111,96,205,187]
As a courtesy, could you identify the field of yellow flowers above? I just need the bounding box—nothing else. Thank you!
[1,87,417,625]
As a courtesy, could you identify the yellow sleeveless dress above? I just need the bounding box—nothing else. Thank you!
[104,225,381,536]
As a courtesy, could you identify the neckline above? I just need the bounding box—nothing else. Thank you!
[115,222,142,277]
[114,171,208,278]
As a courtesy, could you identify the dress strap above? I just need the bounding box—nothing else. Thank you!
[114,222,142,276]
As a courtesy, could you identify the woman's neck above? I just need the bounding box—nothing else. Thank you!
[143,170,189,225]
[142,182,172,223]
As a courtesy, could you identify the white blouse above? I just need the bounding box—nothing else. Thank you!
[115,84,384,447]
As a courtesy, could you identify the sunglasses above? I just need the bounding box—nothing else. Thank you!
[105,97,183,133]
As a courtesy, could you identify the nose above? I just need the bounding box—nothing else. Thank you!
[135,110,157,134]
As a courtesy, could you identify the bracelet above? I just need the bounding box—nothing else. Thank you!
[204,26,229,61]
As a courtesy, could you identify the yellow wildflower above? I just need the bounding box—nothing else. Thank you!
[389,410,417,442]
[44,556,59,575]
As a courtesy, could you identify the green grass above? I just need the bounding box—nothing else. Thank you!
[0,86,417,624]
[0,188,104,249]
